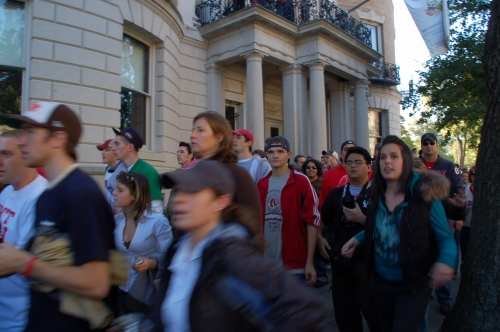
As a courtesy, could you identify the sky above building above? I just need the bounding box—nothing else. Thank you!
[394,0,430,118]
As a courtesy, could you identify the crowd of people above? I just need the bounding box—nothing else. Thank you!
[0,102,475,332]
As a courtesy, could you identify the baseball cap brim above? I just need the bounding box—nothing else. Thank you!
[4,114,52,130]
[162,172,209,193]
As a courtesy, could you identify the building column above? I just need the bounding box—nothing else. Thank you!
[329,81,351,152]
[308,61,328,158]
[354,80,370,150]
[206,63,224,113]
[244,51,266,150]
[280,64,307,155]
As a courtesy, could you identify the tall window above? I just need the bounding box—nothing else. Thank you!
[368,110,382,154]
[120,34,149,142]
[0,0,24,126]
[364,23,379,52]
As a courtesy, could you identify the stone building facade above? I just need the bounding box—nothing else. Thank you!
[1,0,401,189]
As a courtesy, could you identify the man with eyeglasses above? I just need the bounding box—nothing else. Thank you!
[319,140,356,211]
[420,132,464,316]
[318,146,380,332]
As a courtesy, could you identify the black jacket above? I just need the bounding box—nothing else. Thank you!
[150,226,326,331]
[364,171,450,292]
[322,182,371,268]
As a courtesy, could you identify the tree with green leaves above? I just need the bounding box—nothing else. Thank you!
[440,0,500,329]
[401,0,490,166]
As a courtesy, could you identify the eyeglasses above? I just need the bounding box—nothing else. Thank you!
[345,160,368,166]
[306,166,317,169]
[422,141,436,146]
[125,174,135,182]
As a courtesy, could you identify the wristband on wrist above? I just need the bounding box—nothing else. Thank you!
[21,256,39,278]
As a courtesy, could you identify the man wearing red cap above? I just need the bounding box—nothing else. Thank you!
[233,128,271,183]
[96,139,126,209]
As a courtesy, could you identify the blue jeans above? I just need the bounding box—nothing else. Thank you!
[314,250,329,282]
[436,229,461,305]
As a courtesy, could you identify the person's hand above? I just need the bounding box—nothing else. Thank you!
[0,243,31,277]
[342,203,366,224]
[428,263,455,288]
[316,236,331,260]
[453,220,463,231]
[448,190,465,208]
[304,261,317,285]
[132,257,156,273]
[341,238,359,258]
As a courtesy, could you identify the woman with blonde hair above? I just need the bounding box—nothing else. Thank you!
[189,111,262,241]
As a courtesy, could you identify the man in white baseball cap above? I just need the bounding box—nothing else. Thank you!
[0,102,117,331]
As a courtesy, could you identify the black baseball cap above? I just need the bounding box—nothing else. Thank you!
[341,140,356,151]
[421,133,437,143]
[162,159,235,196]
[265,136,291,152]
[113,127,144,151]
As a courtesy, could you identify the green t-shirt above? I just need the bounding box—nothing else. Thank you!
[130,159,163,201]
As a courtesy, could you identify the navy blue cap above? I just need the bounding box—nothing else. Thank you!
[113,127,144,151]
[341,140,356,151]
[265,136,291,152]
[421,133,437,143]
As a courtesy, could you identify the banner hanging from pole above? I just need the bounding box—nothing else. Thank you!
[404,0,450,57]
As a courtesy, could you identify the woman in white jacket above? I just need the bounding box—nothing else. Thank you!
[113,171,172,313]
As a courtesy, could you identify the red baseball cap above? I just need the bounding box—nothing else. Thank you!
[96,139,113,151]
[232,129,254,144]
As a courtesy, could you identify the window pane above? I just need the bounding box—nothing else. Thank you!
[0,0,24,67]
[120,88,146,143]
[0,67,22,127]
[364,24,378,52]
[225,105,236,129]
[121,35,148,93]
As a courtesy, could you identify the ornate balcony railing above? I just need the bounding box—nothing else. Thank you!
[196,0,372,47]
[318,0,371,46]
[370,60,401,86]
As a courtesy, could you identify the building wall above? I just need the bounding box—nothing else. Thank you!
[26,0,208,175]
[337,0,402,151]
[17,0,402,175]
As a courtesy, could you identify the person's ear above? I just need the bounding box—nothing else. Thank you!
[214,194,232,212]
[51,131,69,149]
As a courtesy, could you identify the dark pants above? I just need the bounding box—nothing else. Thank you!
[331,260,381,332]
[460,226,471,261]
[371,273,431,332]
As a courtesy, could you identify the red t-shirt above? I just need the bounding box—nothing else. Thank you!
[424,161,436,170]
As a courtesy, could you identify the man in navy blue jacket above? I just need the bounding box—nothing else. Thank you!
[420,133,463,316]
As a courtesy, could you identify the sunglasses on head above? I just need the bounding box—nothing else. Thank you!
[306,166,317,169]
[422,141,436,146]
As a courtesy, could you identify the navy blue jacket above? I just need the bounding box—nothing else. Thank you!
[422,156,463,197]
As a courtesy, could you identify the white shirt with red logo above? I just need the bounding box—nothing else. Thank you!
[0,175,48,332]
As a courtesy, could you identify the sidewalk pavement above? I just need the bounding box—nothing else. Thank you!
[311,270,461,332]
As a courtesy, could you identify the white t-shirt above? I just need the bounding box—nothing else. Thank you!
[237,156,272,184]
[0,175,48,332]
